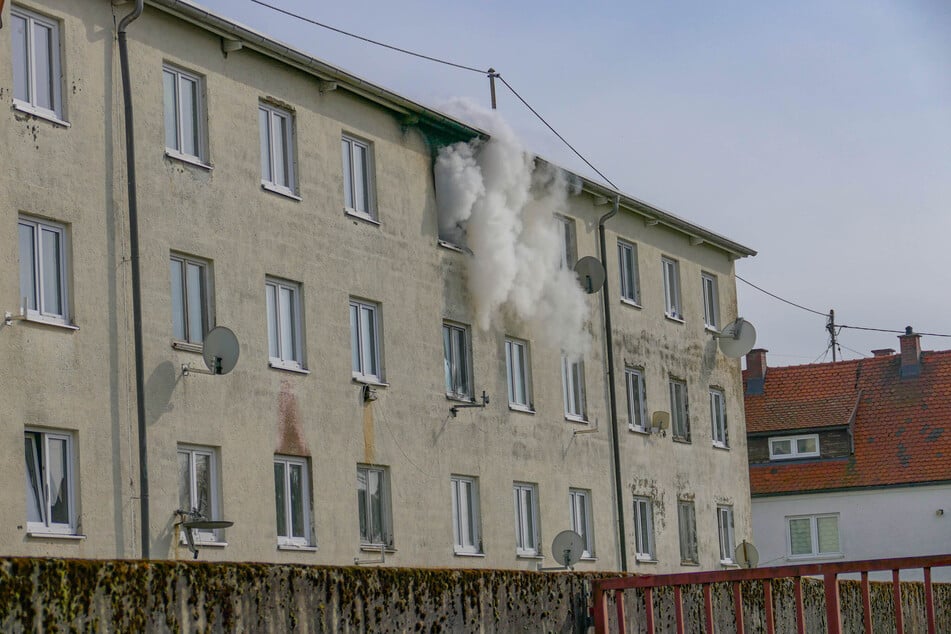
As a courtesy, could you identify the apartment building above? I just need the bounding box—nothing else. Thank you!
[0,0,756,571]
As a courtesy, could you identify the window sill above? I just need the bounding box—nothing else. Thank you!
[165,150,213,171]
[509,405,536,415]
[705,325,720,334]
[680,561,701,567]
[565,414,588,424]
[672,436,692,445]
[261,182,301,201]
[352,376,389,388]
[446,393,475,403]
[269,360,310,374]
[453,551,486,558]
[787,553,844,561]
[712,443,730,451]
[27,532,86,540]
[620,298,642,309]
[437,239,471,254]
[516,553,544,560]
[360,544,397,553]
[580,556,596,562]
[635,557,658,564]
[278,544,317,552]
[629,427,651,435]
[19,314,79,331]
[720,561,739,568]
[172,340,203,354]
[13,102,70,127]
[196,541,228,548]
[665,314,686,324]
[345,209,380,226]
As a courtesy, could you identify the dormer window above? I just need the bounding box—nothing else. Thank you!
[769,434,819,460]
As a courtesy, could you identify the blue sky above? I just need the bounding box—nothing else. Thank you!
[192,0,951,365]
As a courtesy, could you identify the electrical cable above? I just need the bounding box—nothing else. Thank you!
[838,344,869,358]
[837,324,951,338]
[736,275,828,317]
[248,0,489,74]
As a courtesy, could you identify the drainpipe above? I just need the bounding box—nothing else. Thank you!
[117,0,149,559]
[599,196,627,572]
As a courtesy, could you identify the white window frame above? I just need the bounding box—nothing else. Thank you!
[357,465,392,547]
[11,6,64,122]
[669,378,690,441]
[177,445,222,543]
[678,500,698,564]
[350,299,382,382]
[556,215,576,269]
[274,455,313,547]
[717,505,735,564]
[24,428,76,535]
[265,277,305,371]
[505,338,533,410]
[710,388,728,448]
[625,367,648,432]
[18,216,70,324]
[259,101,297,196]
[632,496,655,561]
[662,257,683,320]
[341,134,375,220]
[513,482,540,556]
[443,322,473,400]
[786,514,841,559]
[561,355,587,421]
[569,488,594,559]
[618,240,640,305]
[768,434,820,460]
[701,272,720,330]
[451,475,482,555]
[162,64,206,163]
[170,253,211,346]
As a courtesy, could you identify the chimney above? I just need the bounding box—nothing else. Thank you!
[745,348,767,395]
[899,326,921,378]
[871,348,895,357]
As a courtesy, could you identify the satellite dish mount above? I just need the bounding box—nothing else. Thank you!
[174,508,234,559]
[714,317,757,359]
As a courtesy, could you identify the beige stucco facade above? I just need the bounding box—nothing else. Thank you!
[0,0,755,572]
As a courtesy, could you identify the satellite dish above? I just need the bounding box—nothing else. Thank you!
[202,326,240,375]
[573,256,606,294]
[651,411,670,432]
[717,317,757,359]
[551,529,586,569]
[734,540,759,569]
[182,519,234,530]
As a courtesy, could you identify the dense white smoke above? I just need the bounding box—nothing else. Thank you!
[434,99,591,359]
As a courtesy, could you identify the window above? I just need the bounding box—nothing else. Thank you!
[710,389,728,448]
[274,456,312,547]
[787,514,840,558]
[341,135,374,219]
[662,257,682,320]
[678,500,698,564]
[24,429,75,534]
[669,378,690,441]
[451,476,481,555]
[18,216,69,323]
[717,505,735,564]
[625,367,647,432]
[556,215,576,269]
[701,273,719,329]
[513,482,539,556]
[561,356,586,421]
[265,278,304,370]
[259,102,296,195]
[569,489,594,558]
[632,496,655,561]
[170,254,210,345]
[769,434,820,460]
[11,6,63,120]
[350,299,382,382]
[357,465,391,546]
[163,65,205,162]
[177,445,221,542]
[618,240,640,304]
[505,338,532,410]
[443,322,472,400]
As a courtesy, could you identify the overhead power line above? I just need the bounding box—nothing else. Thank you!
[736,275,827,317]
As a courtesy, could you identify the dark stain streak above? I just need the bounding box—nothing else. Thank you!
[276,380,310,456]
[925,428,944,442]
[896,443,910,468]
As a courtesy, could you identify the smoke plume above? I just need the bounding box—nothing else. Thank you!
[434,99,591,359]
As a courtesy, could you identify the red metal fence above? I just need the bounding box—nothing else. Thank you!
[592,554,951,634]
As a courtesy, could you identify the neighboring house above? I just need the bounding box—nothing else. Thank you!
[1,0,756,571]
[744,330,951,580]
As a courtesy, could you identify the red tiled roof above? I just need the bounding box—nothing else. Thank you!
[745,350,951,495]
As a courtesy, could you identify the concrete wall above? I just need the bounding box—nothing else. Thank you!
[752,484,951,581]
[0,0,752,572]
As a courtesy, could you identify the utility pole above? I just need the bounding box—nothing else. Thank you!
[487,68,498,109]
[827,309,837,362]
